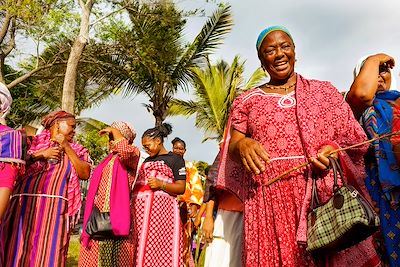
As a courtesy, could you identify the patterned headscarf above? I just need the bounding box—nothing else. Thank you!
[353,54,398,91]
[41,110,75,129]
[256,25,293,52]
[0,82,12,120]
[111,121,136,144]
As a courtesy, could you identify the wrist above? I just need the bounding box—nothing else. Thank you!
[160,180,167,191]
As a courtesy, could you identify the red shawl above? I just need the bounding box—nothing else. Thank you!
[216,74,375,256]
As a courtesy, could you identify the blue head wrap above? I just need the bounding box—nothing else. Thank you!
[256,25,293,52]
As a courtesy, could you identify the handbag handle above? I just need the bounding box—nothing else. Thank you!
[310,156,342,209]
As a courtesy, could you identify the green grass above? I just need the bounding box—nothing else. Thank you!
[67,235,80,267]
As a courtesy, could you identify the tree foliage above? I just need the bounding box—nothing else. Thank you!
[0,0,77,86]
[75,117,109,164]
[84,1,234,126]
[168,56,266,142]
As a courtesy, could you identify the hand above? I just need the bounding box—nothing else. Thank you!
[202,215,214,243]
[99,127,124,141]
[189,204,198,218]
[52,134,68,148]
[236,137,270,175]
[310,145,338,172]
[148,177,162,190]
[42,146,62,161]
[371,53,395,68]
[99,127,113,136]
[193,213,202,228]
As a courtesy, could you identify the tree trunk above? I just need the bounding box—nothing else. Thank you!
[61,0,94,114]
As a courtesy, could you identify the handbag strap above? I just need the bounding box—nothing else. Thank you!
[310,157,340,209]
[310,177,320,208]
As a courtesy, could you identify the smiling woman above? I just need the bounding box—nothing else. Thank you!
[131,123,186,267]
[223,26,382,266]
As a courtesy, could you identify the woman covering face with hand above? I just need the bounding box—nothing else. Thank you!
[347,53,400,267]
[79,121,140,267]
[222,26,381,266]
[1,110,91,267]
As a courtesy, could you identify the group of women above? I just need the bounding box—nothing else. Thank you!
[0,93,187,267]
[0,23,400,267]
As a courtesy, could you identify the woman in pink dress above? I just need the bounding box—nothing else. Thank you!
[224,26,381,266]
[132,123,186,267]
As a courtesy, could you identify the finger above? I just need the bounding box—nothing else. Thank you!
[252,148,270,172]
[311,157,328,171]
[317,153,330,167]
[241,157,252,173]
[245,153,261,175]
[255,145,270,164]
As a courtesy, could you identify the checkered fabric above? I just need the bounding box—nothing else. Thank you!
[307,185,380,252]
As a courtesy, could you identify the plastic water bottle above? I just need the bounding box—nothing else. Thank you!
[48,158,58,165]
[48,141,60,165]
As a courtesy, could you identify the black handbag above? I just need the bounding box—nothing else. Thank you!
[85,205,114,240]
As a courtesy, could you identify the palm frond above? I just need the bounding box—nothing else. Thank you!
[171,4,233,88]
[243,67,268,90]
[167,99,199,116]
[76,117,108,132]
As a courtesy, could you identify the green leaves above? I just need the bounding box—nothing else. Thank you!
[169,56,266,142]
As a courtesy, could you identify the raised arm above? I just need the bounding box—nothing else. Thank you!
[346,53,395,119]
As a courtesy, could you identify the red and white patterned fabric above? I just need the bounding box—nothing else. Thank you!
[219,74,380,266]
[132,160,183,267]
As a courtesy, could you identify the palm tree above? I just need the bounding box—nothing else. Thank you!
[168,56,266,142]
[85,1,234,126]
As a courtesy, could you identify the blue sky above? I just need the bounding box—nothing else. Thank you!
[81,0,400,164]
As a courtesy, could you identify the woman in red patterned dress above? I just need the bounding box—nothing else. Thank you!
[224,26,381,266]
[79,121,140,267]
[132,123,186,267]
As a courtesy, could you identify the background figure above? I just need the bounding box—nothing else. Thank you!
[0,82,26,221]
[346,53,400,266]
[172,137,204,267]
[1,110,91,267]
[0,82,26,264]
[202,149,243,267]
[132,123,186,267]
[225,26,380,266]
[79,121,140,267]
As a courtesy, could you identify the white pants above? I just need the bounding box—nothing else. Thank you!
[204,209,243,267]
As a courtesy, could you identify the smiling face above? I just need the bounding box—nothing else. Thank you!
[172,141,186,157]
[55,118,76,142]
[142,136,162,157]
[258,30,296,83]
[377,64,392,92]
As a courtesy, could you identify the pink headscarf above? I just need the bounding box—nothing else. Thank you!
[110,121,136,144]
